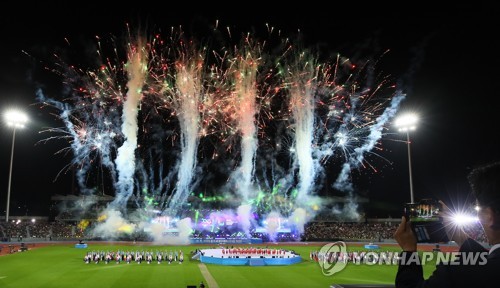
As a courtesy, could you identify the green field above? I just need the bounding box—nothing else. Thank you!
[0,243,437,288]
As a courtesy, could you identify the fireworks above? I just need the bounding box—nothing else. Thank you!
[38,24,403,239]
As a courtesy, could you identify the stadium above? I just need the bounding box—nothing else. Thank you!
[1,6,498,288]
[0,195,486,287]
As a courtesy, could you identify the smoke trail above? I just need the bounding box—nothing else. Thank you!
[237,204,253,236]
[334,92,406,191]
[231,51,259,202]
[36,89,119,195]
[112,41,147,208]
[176,217,193,244]
[135,156,173,211]
[37,90,89,189]
[168,59,202,210]
[287,56,317,204]
[264,211,281,242]
[332,197,360,221]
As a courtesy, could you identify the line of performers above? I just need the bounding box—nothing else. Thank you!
[84,250,184,264]
[220,248,292,257]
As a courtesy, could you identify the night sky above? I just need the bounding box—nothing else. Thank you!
[1,3,499,218]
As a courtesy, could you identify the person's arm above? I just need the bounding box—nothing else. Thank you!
[394,216,422,287]
[395,251,424,288]
[394,216,459,288]
[394,216,417,252]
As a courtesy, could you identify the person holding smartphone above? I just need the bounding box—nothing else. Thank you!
[394,161,500,287]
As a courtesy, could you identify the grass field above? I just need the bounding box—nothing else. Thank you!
[0,242,439,288]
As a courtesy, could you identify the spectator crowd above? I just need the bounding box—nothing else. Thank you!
[0,219,487,244]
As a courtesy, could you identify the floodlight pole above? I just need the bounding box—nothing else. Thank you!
[6,128,16,222]
[406,132,414,204]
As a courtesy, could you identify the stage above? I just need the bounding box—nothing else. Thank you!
[197,248,302,266]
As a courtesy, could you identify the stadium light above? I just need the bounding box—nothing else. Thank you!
[452,213,479,226]
[4,109,28,222]
[394,113,418,203]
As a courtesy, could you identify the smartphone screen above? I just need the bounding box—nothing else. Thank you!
[405,200,441,222]
[404,199,449,243]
